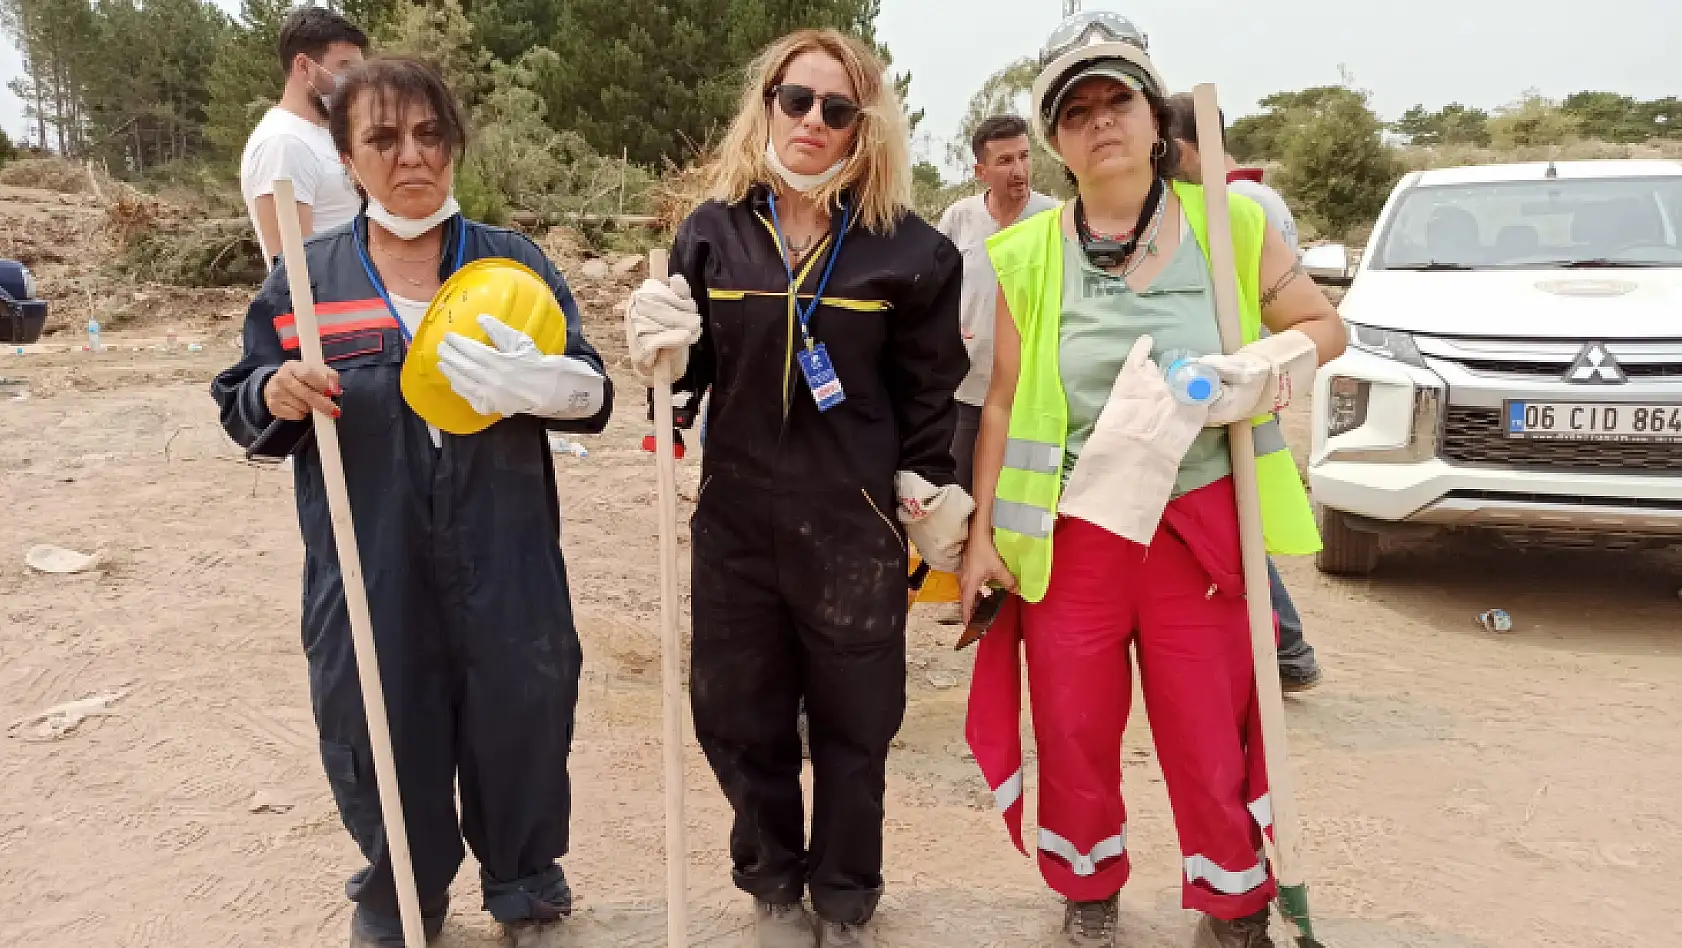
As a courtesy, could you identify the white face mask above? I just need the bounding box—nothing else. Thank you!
[363,189,461,240]
[311,62,346,115]
[764,139,846,194]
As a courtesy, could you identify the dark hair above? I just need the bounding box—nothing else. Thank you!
[1165,92,1225,151]
[277,8,368,75]
[971,114,1030,161]
[329,58,468,174]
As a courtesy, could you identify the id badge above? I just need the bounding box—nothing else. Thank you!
[796,342,846,412]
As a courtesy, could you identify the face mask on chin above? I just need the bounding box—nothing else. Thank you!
[348,161,460,240]
[764,139,846,194]
[310,63,346,117]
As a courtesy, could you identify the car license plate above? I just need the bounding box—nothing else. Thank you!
[1504,401,1682,441]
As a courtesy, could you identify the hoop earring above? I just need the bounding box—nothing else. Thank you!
[1151,139,1167,160]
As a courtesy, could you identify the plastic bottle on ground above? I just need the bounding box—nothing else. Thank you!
[86,319,102,352]
[1160,348,1222,407]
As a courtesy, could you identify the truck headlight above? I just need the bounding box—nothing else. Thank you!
[1327,376,1370,437]
[1346,321,1425,368]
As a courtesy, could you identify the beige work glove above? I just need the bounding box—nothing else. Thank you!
[1196,328,1318,427]
[624,274,701,378]
[896,471,975,573]
[1059,335,1209,545]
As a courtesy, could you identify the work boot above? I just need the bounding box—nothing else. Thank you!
[1060,895,1118,947]
[1192,907,1275,948]
[1279,658,1324,693]
[347,904,447,946]
[816,917,874,948]
[754,899,817,948]
[501,919,566,948]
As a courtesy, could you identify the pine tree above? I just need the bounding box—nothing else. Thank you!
[203,0,290,163]
[540,0,899,165]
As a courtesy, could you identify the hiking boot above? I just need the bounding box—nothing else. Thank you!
[501,919,566,948]
[1060,895,1118,947]
[817,917,874,948]
[1279,659,1323,694]
[754,899,817,948]
[1192,907,1275,948]
[347,905,446,946]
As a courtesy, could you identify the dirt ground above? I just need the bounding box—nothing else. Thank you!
[3,295,1682,948]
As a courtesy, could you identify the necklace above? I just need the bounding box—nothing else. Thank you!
[372,237,443,265]
[786,232,818,265]
[371,238,441,292]
[1117,198,1167,280]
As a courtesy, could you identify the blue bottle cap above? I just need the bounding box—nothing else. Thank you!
[1187,377,1213,402]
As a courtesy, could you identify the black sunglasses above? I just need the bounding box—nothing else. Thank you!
[769,84,861,131]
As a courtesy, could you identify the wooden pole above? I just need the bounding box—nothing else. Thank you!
[1191,83,1316,943]
[272,179,427,948]
[648,248,689,947]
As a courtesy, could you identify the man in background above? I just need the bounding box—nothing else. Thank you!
[240,7,368,264]
[932,117,1057,626]
[1169,93,1324,692]
[937,115,1058,493]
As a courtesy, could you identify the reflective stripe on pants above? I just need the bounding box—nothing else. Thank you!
[1020,516,1275,917]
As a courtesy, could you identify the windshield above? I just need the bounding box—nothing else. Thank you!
[1370,175,1682,269]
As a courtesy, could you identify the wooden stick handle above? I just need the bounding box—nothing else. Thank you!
[272,179,427,948]
[1191,84,1307,892]
[648,248,689,946]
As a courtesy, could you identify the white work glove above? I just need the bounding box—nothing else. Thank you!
[625,274,701,378]
[895,471,975,573]
[1059,335,1208,545]
[437,314,606,420]
[1196,329,1318,426]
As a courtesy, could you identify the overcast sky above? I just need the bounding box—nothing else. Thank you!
[1,0,1677,174]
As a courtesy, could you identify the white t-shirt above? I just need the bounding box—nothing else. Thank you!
[390,294,442,449]
[1229,178,1299,256]
[936,190,1060,406]
[240,107,362,260]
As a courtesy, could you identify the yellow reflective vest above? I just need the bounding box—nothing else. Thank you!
[985,181,1321,604]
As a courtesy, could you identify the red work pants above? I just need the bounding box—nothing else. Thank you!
[1021,515,1274,920]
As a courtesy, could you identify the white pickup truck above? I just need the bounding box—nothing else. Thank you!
[1303,159,1682,574]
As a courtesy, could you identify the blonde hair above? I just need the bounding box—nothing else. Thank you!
[709,29,912,234]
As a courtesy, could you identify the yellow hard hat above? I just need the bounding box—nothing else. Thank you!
[401,258,570,435]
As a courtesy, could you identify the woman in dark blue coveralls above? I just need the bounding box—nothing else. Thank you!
[211,59,612,948]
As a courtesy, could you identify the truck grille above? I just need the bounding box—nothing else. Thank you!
[1452,358,1682,379]
[1441,407,1680,473]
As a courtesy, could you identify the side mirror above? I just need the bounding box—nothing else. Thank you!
[1302,244,1352,287]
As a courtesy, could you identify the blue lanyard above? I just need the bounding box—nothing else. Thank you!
[353,214,468,344]
[766,192,850,349]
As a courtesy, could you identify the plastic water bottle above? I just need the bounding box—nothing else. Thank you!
[86,319,102,352]
[1160,348,1222,406]
[547,433,589,459]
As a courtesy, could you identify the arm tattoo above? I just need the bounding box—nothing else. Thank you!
[1260,262,1305,308]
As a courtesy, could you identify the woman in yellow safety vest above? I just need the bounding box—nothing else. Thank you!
[958,12,1345,948]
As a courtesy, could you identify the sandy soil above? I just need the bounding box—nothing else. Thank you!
[2,310,1681,948]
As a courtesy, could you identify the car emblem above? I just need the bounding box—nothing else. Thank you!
[1566,343,1626,384]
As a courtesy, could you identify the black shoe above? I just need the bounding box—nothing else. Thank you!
[1279,660,1323,693]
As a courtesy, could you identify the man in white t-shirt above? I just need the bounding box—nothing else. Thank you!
[240,7,369,264]
[936,115,1058,493]
[1168,93,1325,693]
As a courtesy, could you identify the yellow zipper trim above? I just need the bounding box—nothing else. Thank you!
[706,288,890,312]
[754,211,832,419]
[862,489,906,553]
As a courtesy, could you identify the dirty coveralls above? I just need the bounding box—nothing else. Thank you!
[211,215,613,940]
[665,187,966,924]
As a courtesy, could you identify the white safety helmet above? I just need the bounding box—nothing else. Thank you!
[1031,11,1166,160]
